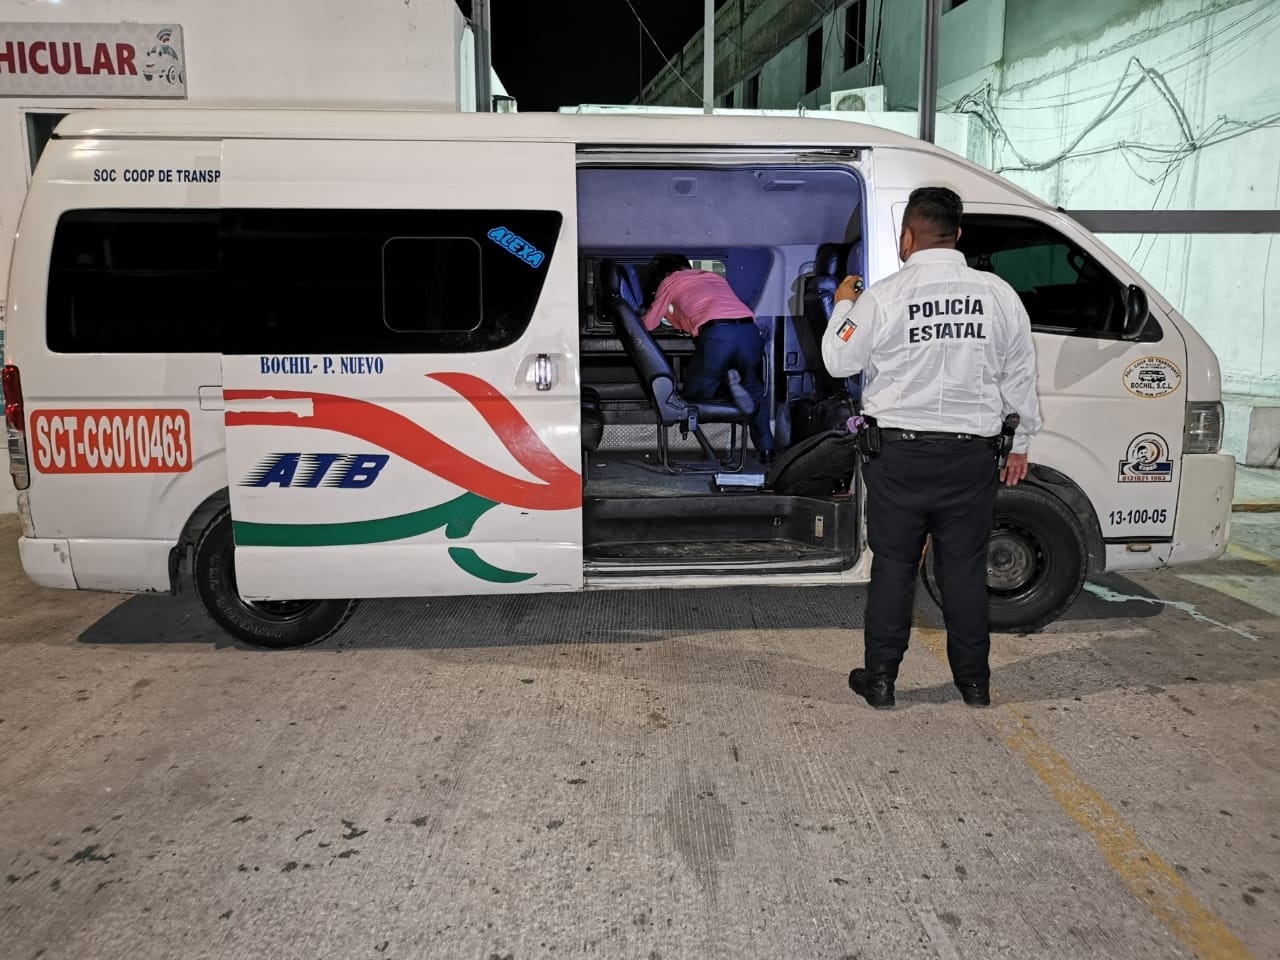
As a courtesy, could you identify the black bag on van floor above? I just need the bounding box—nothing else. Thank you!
[765,426,858,496]
[787,391,856,444]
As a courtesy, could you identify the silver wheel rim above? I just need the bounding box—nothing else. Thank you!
[987,526,1041,593]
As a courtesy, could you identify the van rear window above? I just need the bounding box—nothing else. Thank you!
[46,208,563,354]
[47,209,221,354]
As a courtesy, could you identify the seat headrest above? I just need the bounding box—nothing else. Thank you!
[598,260,646,312]
[598,260,626,298]
[620,264,645,311]
[847,241,863,275]
[815,243,850,277]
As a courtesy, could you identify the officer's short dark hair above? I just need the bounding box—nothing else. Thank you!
[904,187,963,241]
[648,253,692,297]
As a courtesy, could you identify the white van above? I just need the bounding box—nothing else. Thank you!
[2,109,1234,647]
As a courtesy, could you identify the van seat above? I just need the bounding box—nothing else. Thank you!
[597,258,755,472]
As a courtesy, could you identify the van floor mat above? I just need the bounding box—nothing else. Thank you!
[766,429,858,496]
[584,453,728,498]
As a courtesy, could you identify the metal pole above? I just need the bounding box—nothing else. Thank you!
[918,0,940,142]
[704,0,714,113]
[639,20,644,104]
[474,0,493,112]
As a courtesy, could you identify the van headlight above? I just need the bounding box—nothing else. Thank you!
[1183,401,1223,454]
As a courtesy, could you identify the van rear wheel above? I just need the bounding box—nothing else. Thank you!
[920,484,1087,634]
[194,510,358,648]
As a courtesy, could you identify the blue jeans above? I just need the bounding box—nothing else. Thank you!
[682,319,775,455]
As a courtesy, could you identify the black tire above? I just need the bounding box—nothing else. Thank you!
[194,510,358,648]
[920,484,1087,634]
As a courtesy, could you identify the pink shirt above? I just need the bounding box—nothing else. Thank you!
[642,270,753,335]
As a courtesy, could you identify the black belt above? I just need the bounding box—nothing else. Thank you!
[880,428,999,442]
[702,317,755,327]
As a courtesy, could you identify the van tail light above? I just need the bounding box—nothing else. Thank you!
[2,364,30,490]
[1183,401,1224,455]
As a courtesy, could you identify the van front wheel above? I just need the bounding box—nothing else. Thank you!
[920,484,1087,634]
[194,510,359,648]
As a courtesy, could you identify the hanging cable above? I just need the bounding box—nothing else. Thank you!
[958,63,1280,188]
[623,0,710,107]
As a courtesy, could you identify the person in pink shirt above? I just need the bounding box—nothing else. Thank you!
[642,254,776,464]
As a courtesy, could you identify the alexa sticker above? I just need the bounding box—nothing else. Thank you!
[1123,357,1182,398]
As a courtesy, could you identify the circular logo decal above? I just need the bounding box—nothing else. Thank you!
[1123,357,1182,399]
[1118,432,1174,482]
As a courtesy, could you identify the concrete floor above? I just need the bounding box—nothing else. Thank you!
[1,513,1278,960]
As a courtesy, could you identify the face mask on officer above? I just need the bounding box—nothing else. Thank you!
[898,225,915,264]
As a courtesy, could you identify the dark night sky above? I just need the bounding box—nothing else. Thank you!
[457,1,734,112]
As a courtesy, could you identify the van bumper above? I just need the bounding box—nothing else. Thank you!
[18,537,79,589]
[1169,453,1235,565]
[18,537,174,592]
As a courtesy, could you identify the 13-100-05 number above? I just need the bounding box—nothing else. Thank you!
[1109,508,1168,525]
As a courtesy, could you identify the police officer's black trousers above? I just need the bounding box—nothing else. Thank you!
[862,438,999,684]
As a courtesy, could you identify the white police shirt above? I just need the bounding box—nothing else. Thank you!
[821,248,1041,453]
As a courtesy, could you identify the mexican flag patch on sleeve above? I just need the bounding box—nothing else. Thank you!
[836,319,857,342]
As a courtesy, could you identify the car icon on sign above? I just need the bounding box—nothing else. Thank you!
[141,30,184,85]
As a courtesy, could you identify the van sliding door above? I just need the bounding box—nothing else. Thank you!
[218,138,583,601]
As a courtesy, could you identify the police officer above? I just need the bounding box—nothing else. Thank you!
[821,186,1041,710]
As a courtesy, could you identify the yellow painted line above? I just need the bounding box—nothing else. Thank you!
[1225,542,1280,574]
[1232,500,1280,513]
[915,628,1255,960]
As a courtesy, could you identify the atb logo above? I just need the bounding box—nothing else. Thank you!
[242,453,389,489]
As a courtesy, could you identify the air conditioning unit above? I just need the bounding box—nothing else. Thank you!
[830,85,886,112]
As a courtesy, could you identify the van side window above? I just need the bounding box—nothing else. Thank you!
[47,209,221,354]
[383,237,483,334]
[220,209,562,355]
[957,214,1160,341]
[46,208,562,354]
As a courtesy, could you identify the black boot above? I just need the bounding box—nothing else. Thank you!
[956,680,990,708]
[849,668,895,710]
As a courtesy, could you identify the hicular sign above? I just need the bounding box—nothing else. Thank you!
[0,23,186,98]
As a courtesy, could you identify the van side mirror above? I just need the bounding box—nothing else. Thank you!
[1121,284,1149,340]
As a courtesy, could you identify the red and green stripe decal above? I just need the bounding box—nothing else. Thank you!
[225,372,579,584]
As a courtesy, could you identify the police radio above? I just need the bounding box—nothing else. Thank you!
[847,413,881,461]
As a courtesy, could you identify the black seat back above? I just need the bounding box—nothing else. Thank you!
[598,260,682,421]
[790,243,863,443]
[807,243,852,322]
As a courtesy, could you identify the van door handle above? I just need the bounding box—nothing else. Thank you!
[533,354,554,391]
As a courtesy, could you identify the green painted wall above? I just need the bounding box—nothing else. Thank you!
[1003,0,1151,61]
